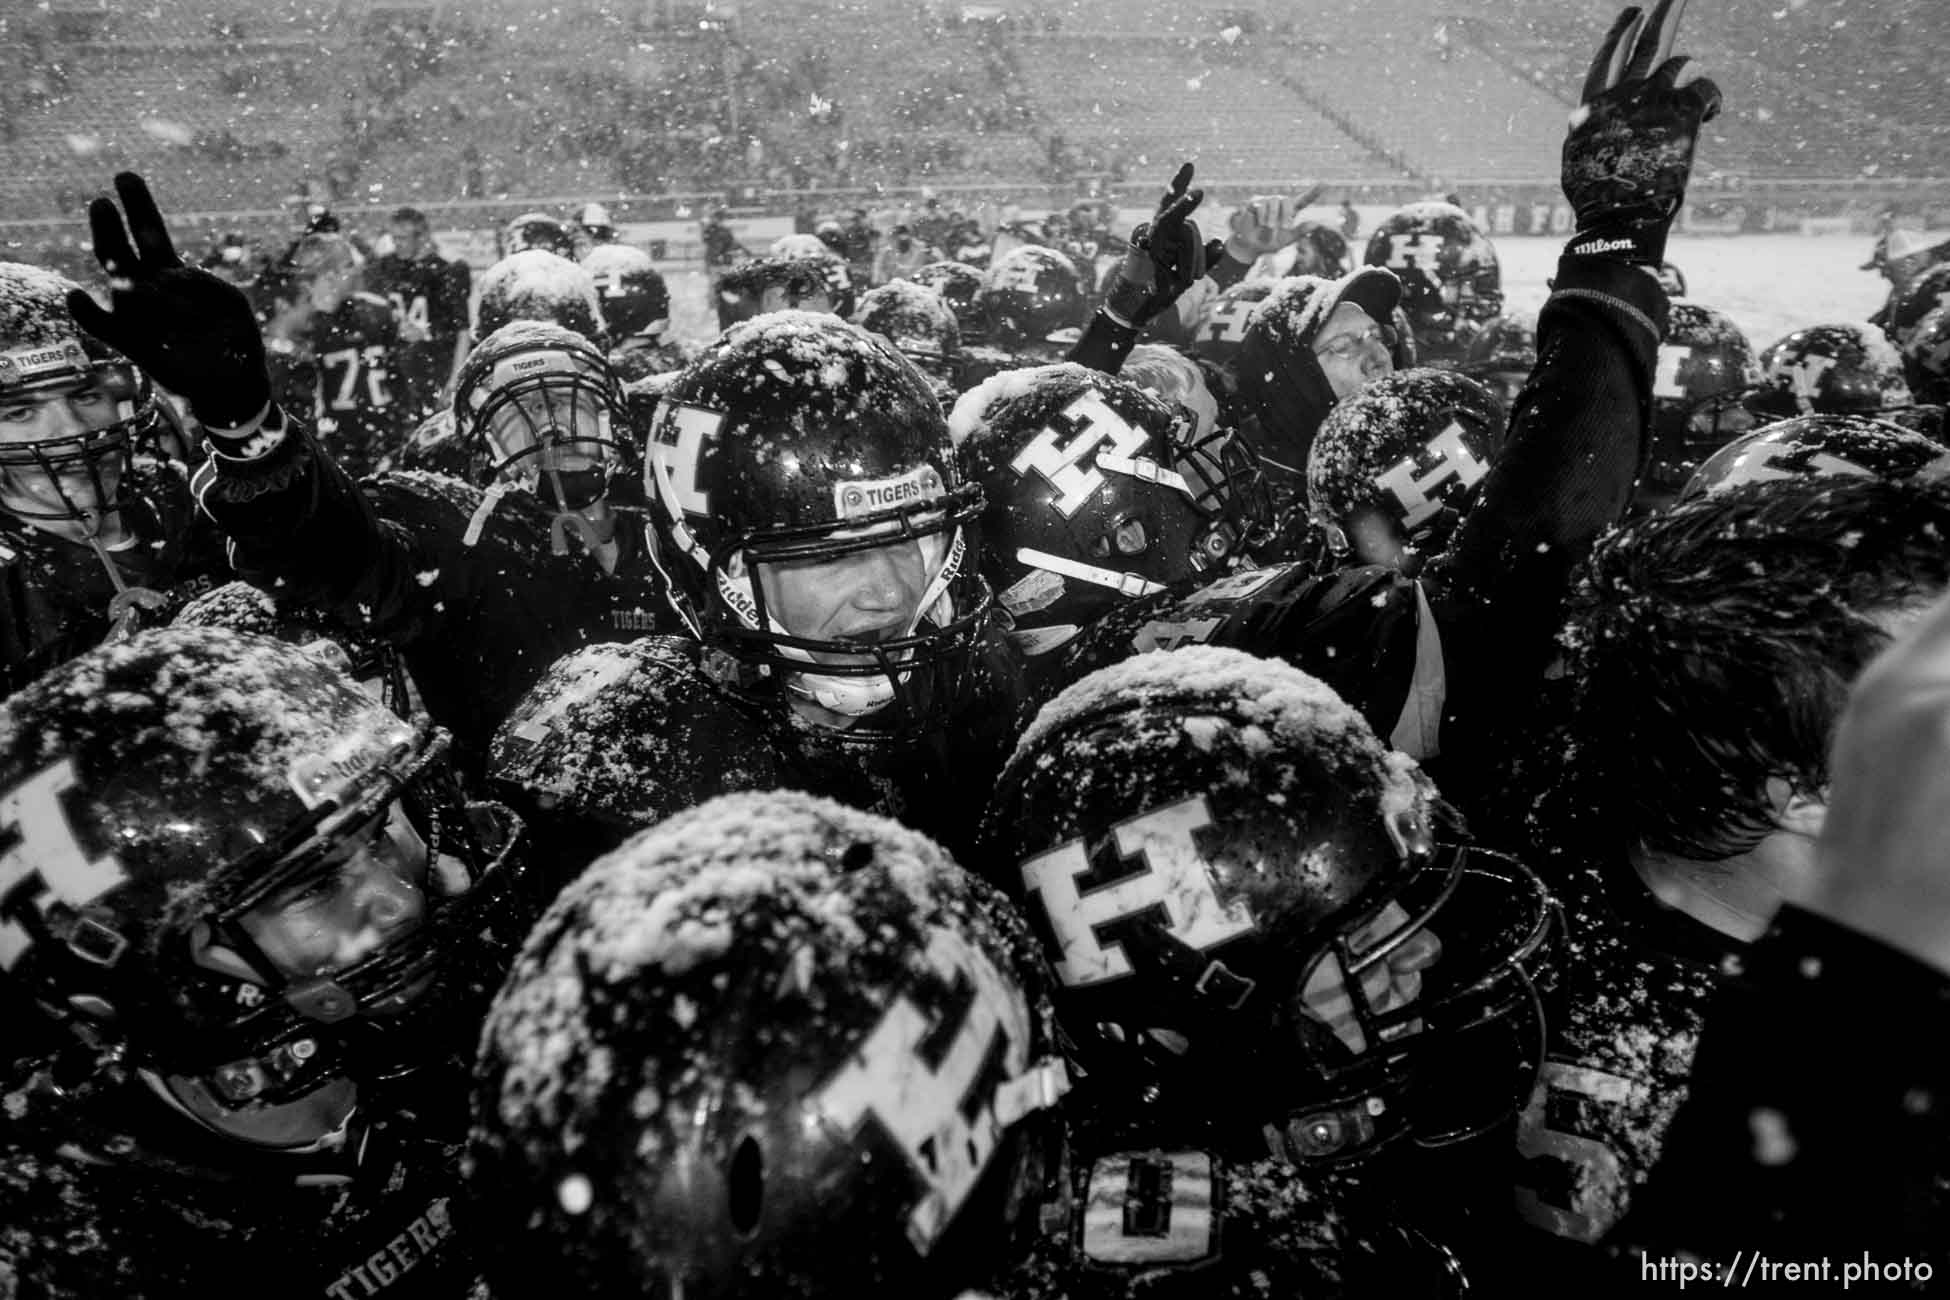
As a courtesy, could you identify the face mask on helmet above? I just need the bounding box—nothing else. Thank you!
[911,261,989,345]
[469,792,1070,1299]
[952,365,1242,658]
[982,647,1553,1168]
[645,313,992,740]
[1308,368,1502,573]
[0,268,162,537]
[456,323,630,525]
[0,627,534,1128]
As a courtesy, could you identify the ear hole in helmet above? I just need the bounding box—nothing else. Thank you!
[728,1133,765,1235]
[840,840,875,872]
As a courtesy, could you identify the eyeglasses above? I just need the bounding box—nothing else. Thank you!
[1314,324,1390,363]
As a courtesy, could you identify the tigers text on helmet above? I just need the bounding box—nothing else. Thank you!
[451,320,632,527]
[643,311,992,740]
[0,262,167,537]
[981,646,1553,1167]
[950,363,1242,658]
[1307,367,1504,573]
[0,626,532,1118]
[1361,202,1503,367]
[468,790,1069,1299]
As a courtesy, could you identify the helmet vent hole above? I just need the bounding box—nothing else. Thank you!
[728,1134,765,1235]
[840,841,874,872]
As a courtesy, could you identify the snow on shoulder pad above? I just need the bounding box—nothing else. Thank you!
[1011,645,1427,823]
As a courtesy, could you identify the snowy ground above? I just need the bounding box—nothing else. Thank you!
[659,233,1888,355]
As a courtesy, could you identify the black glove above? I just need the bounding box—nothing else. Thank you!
[1102,163,1227,330]
[1560,0,1722,268]
[66,172,272,431]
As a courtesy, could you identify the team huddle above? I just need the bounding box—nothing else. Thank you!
[3,1,1948,1295]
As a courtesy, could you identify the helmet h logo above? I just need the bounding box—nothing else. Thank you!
[1020,794,1251,987]
[653,403,724,517]
[1653,344,1690,399]
[0,759,127,971]
[1384,231,1441,270]
[1201,300,1255,345]
[813,926,1032,1253]
[1784,354,1838,413]
[1374,420,1490,529]
[1722,441,1872,492]
[993,256,1046,295]
[1010,391,1150,518]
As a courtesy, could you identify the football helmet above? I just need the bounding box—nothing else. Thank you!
[0,263,167,535]
[1191,280,1275,372]
[451,320,632,528]
[910,260,988,345]
[982,646,1552,1167]
[1118,343,1267,541]
[982,245,1087,355]
[1747,323,1915,423]
[643,311,991,738]
[1902,303,1950,405]
[951,364,1239,658]
[1679,413,1950,503]
[1361,202,1503,366]
[172,581,420,720]
[580,242,670,341]
[1308,368,1503,572]
[1459,312,1538,414]
[0,626,532,1114]
[500,211,578,260]
[476,249,607,343]
[1642,302,1766,509]
[853,280,963,398]
[576,201,617,246]
[468,790,1069,1298]
[1887,261,1950,348]
[1284,218,1354,279]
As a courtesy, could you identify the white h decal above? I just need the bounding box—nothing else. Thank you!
[1784,354,1838,414]
[1373,421,1490,529]
[1653,345,1689,399]
[652,403,723,517]
[1020,795,1251,987]
[1009,391,1152,518]
[815,926,1032,1252]
[1,760,126,971]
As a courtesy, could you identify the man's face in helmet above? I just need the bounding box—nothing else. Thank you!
[304,262,357,314]
[1297,901,1444,1055]
[0,373,128,539]
[752,534,939,662]
[389,219,429,261]
[756,283,836,316]
[1312,303,1394,399]
[484,385,613,510]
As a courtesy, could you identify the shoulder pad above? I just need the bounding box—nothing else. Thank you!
[353,290,396,313]
[490,637,785,831]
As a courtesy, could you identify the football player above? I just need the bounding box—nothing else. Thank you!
[0,260,222,693]
[1361,201,1504,368]
[0,626,538,1297]
[978,646,1553,1295]
[490,311,1023,862]
[581,241,684,382]
[1635,300,1764,514]
[72,173,680,776]
[1517,474,1950,1255]
[364,207,470,422]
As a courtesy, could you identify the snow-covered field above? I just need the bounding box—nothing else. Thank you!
[660,232,1888,355]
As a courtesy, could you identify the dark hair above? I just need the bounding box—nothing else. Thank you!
[1554,476,1950,861]
[391,206,429,228]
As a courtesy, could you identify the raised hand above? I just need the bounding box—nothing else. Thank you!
[66,172,271,430]
[1561,0,1722,267]
[1102,162,1228,329]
